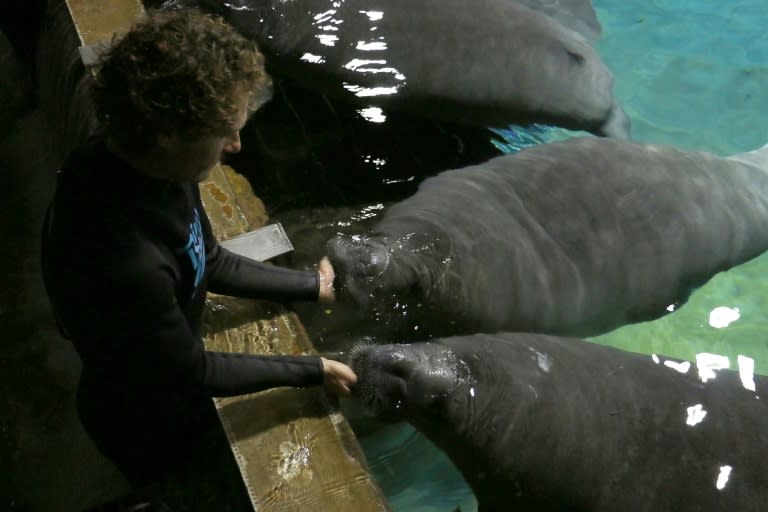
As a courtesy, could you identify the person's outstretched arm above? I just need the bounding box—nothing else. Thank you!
[201,204,335,303]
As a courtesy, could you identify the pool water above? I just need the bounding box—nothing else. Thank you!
[580,0,768,373]
[268,1,768,510]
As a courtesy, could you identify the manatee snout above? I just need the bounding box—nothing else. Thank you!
[326,233,391,308]
[350,344,417,419]
[350,342,466,420]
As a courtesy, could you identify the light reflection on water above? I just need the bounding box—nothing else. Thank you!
[306,1,407,97]
[716,465,733,491]
[270,0,768,510]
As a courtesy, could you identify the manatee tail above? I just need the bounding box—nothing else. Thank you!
[727,142,768,169]
[596,99,632,139]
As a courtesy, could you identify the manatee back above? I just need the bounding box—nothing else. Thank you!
[727,142,768,170]
[374,137,768,337]
[171,0,622,134]
[431,333,768,512]
[512,0,602,43]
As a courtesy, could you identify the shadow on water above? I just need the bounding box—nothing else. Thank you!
[223,78,506,212]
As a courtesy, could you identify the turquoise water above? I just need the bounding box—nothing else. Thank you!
[280,1,768,510]
[583,0,768,371]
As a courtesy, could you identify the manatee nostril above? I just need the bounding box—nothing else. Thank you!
[389,358,415,380]
[348,344,373,373]
[364,241,390,277]
[375,376,408,415]
[349,345,416,418]
[327,233,384,309]
[377,347,416,380]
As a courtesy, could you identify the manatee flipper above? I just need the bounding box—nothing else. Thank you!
[728,142,768,169]
[596,99,631,139]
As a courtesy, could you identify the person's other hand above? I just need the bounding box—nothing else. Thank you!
[321,357,357,396]
[317,256,336,303]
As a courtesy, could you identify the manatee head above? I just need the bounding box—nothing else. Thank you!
[326,232,426,310]
[349,341,472,425]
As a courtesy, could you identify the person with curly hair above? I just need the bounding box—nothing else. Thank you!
[40,7,356,506]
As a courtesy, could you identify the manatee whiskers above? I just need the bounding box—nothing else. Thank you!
[345,336,384,363]
[351,342,471,421]
[327,233,389,308]
[328,231,436,310]
[350,343,413,419]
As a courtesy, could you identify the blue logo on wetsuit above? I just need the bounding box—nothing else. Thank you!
[184,208,205,289]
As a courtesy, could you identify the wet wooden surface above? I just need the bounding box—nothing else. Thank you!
[65,0,144,46]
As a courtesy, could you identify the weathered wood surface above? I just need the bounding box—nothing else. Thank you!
[65,0,144,46]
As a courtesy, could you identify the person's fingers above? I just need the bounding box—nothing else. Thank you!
[327,378,349,396]
[321,358,357,395]
[317,257,336,302]
[319,256,334,275]
[336,382,351,396]
[328,359,356,381]
[341,364,358,386]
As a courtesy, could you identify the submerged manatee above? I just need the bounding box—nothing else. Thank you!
[513,0,603,43]
[170,0,629,137]
[350,334,768,511]
[327,137,768,339]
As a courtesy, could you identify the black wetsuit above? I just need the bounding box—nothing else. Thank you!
[41,136,325,488]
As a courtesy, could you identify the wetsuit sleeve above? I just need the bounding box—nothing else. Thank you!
[206,243,320,302]
[65,250,323,397]
[200,208,320,303]
[126,265,323,396]
[204,352,324,397]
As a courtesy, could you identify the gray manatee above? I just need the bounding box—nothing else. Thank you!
[174,0,629,137]
[327,137,768,339]
[350,333,768,511]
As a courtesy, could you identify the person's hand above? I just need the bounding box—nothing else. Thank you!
[317,256,336,303]
[321,357,358,396]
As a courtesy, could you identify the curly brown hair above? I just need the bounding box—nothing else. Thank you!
[92,8,272,153]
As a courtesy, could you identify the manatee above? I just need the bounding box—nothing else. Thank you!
[350,333,768,511]
[327,137,768,339]
[168,0,630,137]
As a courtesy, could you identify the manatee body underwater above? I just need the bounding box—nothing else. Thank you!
[327,137,768,339]
[511,0,603,43]
[350,333,768,512]
[164,0,630,138]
